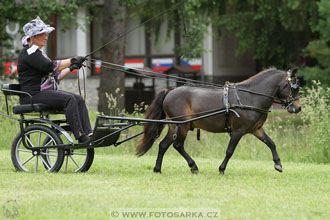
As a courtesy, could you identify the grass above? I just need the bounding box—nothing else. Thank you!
[0,82,328,219]
[0,150,329,220]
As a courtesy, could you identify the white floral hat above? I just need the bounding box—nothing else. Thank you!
[21,16,55,46]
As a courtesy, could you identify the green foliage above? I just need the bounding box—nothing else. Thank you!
[105,89,125,116]
[129,0,319,68]
[129,0,212,58]
[0,84,20,149]
[300,81,330,163]
[213,0,317,68]
[301,0,330,86]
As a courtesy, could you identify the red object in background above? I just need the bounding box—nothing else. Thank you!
[3,62,18,75]
[71,69,78,74]
[95,60,102,73]
[124,59,144,69]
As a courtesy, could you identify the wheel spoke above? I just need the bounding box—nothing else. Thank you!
[65,156,69,172]
[17,149,32,153]
[69,155,81,169]
[21,155,35,166]
[40,156,51,170]
[71,152,87,156]
[38,132,41,147]
[43,139,53,147]
[25,136,35,148]
[35,156,38,173]
[40,151,57,157]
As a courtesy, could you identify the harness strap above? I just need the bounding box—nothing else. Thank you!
[223,82,230,112]
[233,85,243,106]
[231,104,270,114]
[223,82,232,135]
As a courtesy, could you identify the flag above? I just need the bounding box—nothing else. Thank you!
[182,58,202,71]
[152,58,173,72]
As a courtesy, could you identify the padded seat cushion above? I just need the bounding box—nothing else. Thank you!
[13,103,63,114]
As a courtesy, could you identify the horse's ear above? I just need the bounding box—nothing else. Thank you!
[290,68,298,77]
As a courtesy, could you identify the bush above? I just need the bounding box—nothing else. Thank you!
[300,81,330,163]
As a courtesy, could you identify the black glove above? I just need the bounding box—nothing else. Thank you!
[70,56,86,71]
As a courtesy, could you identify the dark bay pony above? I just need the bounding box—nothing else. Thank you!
[136,68,301,174]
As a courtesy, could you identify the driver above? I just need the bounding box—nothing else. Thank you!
[18,16,92,144]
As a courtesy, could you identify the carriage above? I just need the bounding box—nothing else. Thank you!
[0,68,301,174]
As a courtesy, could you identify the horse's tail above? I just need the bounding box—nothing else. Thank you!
[136,89,170,156]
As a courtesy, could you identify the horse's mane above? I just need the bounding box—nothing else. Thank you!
[238,67,282,86]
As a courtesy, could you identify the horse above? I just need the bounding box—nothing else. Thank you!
[136,68,301,174]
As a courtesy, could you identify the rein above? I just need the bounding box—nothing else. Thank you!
[91,59,298,111]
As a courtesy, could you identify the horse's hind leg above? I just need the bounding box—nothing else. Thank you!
[253,128,282,172]
[153,128,174,173]
[219,132,243,174]
[173,125,199,174]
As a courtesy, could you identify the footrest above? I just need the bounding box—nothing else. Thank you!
[92,127,120,147]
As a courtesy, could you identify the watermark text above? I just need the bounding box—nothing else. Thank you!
[110,208,220,219]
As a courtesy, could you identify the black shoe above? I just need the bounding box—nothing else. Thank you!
[78,135,91,144]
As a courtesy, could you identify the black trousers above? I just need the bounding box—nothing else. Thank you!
[21,90,92,139]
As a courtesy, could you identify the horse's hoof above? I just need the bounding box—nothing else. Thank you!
[219,170,225,175]
[153,167,161,173]
[191,168,199,174]
[274,164,283,172]
[190,163,199,174]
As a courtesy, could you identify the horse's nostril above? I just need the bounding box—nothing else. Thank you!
[298,106,301,111]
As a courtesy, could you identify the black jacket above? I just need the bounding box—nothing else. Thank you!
[18,46,53,96]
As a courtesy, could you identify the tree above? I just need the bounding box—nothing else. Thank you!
[97,0,127,115]
[131,0,318,69]
[301,0,330,86]
[213,0,318,69]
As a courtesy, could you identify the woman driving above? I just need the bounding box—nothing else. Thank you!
[18,16,92,144]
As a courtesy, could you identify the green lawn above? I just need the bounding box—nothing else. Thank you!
[0,150,329,220]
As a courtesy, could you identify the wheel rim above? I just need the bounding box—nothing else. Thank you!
[64,148,90,172]
[57,131,93,173]
[15,129,61,172]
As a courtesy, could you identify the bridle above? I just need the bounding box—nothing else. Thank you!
[275,70,300,109]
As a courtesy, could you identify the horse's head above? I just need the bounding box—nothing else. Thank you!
[277,68,302,113]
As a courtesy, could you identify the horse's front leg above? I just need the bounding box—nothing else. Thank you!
[253,128,282,172]
[219,132,243,174]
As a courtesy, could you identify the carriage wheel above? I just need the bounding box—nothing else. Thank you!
[62,147,94,172]
[42,129,94,173]
[11,125,64,172]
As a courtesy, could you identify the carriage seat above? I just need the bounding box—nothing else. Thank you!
[13,103,56,114]
[1,84,63,115]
